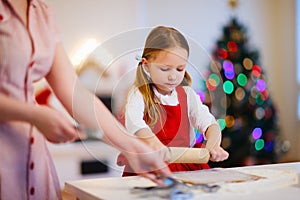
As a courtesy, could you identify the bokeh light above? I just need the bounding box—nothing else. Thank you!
[243,58,253,70]
[227,41,238,52]
[206,73,221,91]
[223,80,234,94]
[252,64,262,77]
[256,79,266,92]
[223,60,235,79]
[237,73,247,86]
[264,107,273,119]
[209,74,220,86]
[196,90,205,103]
[217,118,226,131]
[255,107,265,120]
[256,93,265,105]
[195,129,204,143]
[225,115,235,128]
[264,141,274,152]
[255,139,265,151]
[223,60,234,71]
[252,127,262,140]
[218,48,228,59]
[206,79,217,91]
[261,90,269,101]
[225,70,235,80]
[233,117,243,129]
[235,87,245,101]
[250,87,258,98]
[210,61,222,72]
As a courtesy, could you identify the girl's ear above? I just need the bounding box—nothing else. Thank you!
[141,58,148,65]
[142,58,150,72]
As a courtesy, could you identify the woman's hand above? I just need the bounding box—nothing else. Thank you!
[31,105,82,143]
[122,142,172,185]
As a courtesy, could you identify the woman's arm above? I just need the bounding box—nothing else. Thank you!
[135,128,167,151]
[45,43,137,148]
[0,92,79,143]
[45,43,172,182]
[0,93,36,122]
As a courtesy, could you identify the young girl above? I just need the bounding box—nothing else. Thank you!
[117,26,229,176]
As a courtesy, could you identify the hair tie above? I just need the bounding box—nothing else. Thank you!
[135,55,142,62]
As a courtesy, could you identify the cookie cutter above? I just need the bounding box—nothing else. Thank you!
[131,176,220,199]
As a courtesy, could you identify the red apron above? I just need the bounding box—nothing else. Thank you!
[117,86,209,176]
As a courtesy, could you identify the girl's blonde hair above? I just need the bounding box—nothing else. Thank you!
[131,26,192,128]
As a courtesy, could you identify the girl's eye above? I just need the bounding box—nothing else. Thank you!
[177,66,186,72]
[160,68,169,71]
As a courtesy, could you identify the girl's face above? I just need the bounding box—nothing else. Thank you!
[143,48,188,95]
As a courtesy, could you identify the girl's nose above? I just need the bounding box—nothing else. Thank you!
[168,73,176,80]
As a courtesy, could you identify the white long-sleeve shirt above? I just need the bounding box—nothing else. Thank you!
[125,86,217,146]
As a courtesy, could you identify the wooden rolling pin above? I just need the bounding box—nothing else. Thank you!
[168,147,210,164]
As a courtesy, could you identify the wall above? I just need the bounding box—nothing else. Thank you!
[45,0,299,162]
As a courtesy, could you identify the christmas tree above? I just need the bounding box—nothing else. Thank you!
[200,17,281,167]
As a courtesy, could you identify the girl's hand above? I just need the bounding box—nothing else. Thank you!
[203,124,229,162]
[209,146,229,162]
[31,106,82,143]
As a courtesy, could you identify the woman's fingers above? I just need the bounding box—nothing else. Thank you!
[140,173,165,186]
[139,169,173,186]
